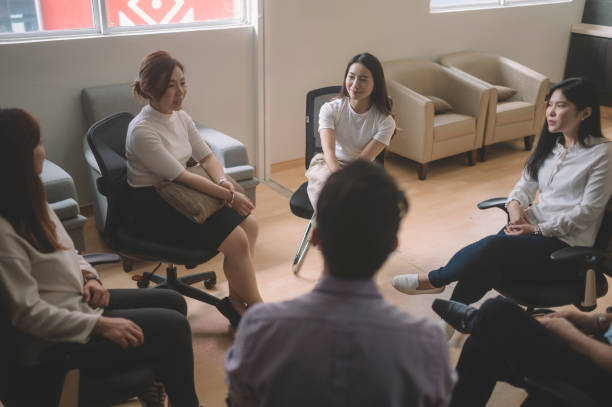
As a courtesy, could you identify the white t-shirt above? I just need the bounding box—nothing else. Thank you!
[318,97,395,162]
[507,136,612,247]
[126,104,212,187]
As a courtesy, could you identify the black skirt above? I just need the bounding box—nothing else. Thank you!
[125,185,247,251]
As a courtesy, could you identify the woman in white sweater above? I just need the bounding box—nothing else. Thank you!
[0,108,202,407]
[125,51,262,325]
[392,78,612,328]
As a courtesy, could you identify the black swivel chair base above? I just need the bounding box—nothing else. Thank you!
[134,264,220,306]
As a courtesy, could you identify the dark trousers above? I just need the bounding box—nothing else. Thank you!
[451,297,610,407]
[428,229,578,304]
[75,289,199,407]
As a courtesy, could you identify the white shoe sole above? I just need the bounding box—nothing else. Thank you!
[391,274,445,295]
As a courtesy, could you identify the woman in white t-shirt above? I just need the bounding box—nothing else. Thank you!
[125,51,262,326]
[306,52,396,205]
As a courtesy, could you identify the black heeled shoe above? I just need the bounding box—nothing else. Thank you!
[432,299,477,334]
[217,297,241,328]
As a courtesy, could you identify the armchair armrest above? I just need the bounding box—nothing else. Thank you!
[195,123,250,169]
[499,57,548,105]
[386,79,432,162]
[439,67,490,119]
[477,197,508,212]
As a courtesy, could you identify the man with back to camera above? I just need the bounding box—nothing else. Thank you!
[224,159,455,406]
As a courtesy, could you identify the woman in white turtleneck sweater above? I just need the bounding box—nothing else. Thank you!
[0,108,203,407]
[125,51,262,326]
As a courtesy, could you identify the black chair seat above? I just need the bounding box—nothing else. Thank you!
[496,273,608,309]
[115,228,218,267]
[290,182,314,220]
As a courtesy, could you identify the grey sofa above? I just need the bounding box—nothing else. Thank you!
[41,159,87,251]
[81,83,259,233]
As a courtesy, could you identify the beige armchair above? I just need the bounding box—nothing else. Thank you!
[383,59,490,179]
[439,51,549,160]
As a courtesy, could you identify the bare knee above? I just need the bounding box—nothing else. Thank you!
[219,227,250,256]
[240,216,258,241]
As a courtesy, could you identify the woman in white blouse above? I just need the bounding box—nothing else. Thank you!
[392,78,612,310]
[306,52,396,206]
[125,51,262,325]
[0,108,202,406]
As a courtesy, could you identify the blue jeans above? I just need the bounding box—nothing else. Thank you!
[428,229,578,304]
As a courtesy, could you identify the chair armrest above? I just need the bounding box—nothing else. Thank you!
[439,67,490,119]
[550,246,607,263]
[499,57,549,105]
[386,79,432,162]
[195,123,250,169]
[83,253,121,266]
[477,197,508,212]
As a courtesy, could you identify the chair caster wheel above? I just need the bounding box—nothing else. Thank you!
[132,275,150,288]
[204,276,216,289]
[137,280,150,288]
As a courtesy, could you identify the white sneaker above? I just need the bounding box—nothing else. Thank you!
[391,273,445,295]
[438,320,455,341]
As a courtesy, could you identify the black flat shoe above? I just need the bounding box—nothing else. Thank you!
[432,299,477,334]
[217,297,241,328]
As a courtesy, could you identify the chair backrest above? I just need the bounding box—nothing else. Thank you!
[305,86,342,169]
[305,85,385,169]
[86,112,134,241]
[596,199,612,275]
[81,84,144,127]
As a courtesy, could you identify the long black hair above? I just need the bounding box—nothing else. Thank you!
[339,52,393,116]
[525,77,603,181]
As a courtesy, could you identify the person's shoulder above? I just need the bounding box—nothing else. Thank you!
[0,216,29,259]
[175,109,194,124]
[322,96,348,112]
[383,304,443,338]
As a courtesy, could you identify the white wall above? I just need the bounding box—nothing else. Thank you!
[0,27,257,204]
[265,0,586,163]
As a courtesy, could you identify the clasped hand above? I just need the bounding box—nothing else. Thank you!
[219,180,254,216]
[83,279,110,309]
[504,201,535,236]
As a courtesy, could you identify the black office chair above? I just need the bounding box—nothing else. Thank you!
[86,112,229,316]
[0,253,156,407]
[478,197,611,312]
[290,86,386,274]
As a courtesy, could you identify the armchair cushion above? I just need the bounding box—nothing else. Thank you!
[496,101,535,126]
[428,96,453,114]
[495,85,517,101]
[433,113,475,142]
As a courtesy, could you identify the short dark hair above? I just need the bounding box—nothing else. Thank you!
[316,160,408,280]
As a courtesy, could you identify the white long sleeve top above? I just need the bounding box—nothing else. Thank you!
[507,136,612,247]
[126,104,212,187]
[0,206,102,365]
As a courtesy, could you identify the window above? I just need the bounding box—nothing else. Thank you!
[0,0,248,42]
[430,0,571,13]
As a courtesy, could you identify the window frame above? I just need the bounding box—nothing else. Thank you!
[430,0,572,13]
[0,0,250,43]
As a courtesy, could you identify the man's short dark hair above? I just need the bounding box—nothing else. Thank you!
[316,159,408,279]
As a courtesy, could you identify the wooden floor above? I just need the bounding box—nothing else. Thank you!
[88,118,612,407]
